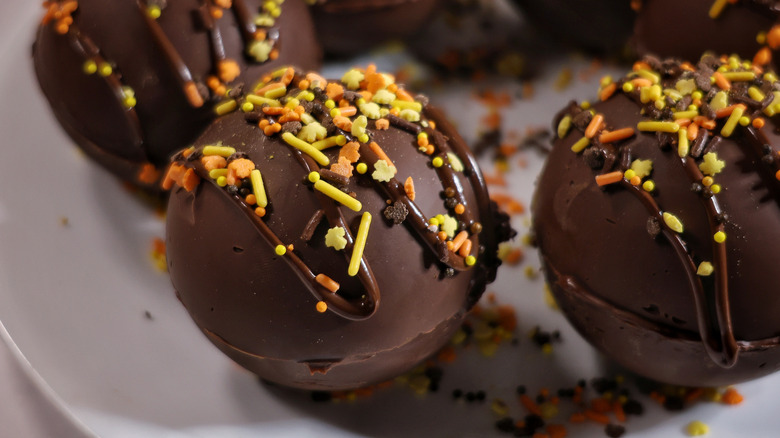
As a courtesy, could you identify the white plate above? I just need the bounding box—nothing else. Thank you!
[2,1,780,437]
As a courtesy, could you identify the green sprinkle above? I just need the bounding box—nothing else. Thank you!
[371,160,395,182]
[631,159,653,178]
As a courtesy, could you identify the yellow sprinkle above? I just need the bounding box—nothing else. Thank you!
[324,99,336,109]
[312,135,347,151]
[721,105,745,137]
[83,60,97,75]
[356,163,368,174]
[465,255,476,266]
[98,62,113,77]
[314,179,362,212]
[711,184,721,194]
[308,171,320,183]
[622,82,634,93]
[638,121,680,133]
[570,137,590,153]
[245,94,281,107]
[642,180,655,192]
[692,90,703,100]
[432,157,444,167]
[686,420,710,436]
[673,110,699,120]
[216,176,227,187]
[315,301,327,313]
[203,145,236,157]
[678,128,689,157]
[264,86,287,99]
[147,5,161,19]
[640,84,662,103]
[636,69,661,84]
[275,245,286,256]
[697,261,714,276]
[214,99,238,116]
[391,100,423,112]
[123,96,137,109]
[209,168,228,179]
[557,115,572,138]
[748,86,766,102]
[348,212,372,276]
[624,169,636,180]
[654,100,665,110]
[714,231,726,243]
[241,102,254,113]
[721,71,755,81]
[738,116,751,126]
[329,108,341,117]
[580,100,591,110]
[663,212,684,233]
[281,132,329,166]
[702,176,713,187]
[250,169,268,208]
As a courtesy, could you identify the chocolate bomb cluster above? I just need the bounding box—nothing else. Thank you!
[33,0,321,190]
[533,54,780,386]
[164,66,513,390]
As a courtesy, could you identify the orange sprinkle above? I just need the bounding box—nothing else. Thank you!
[339,141,361,163]
[630,175,641,186]
[630,78,653,88]
[375,118,389,130]
[365,71,387,94]
[684,388,704,403]
[590,398,612,413]
[161,163,184,191]
[395,87,415,102]
[315,274,340,293]
[263,123,282,136]
[152,237,166,255]
[201,155,227,171]
[137,163,160,185]
[339,106,357,117]
[753,117,765,129]
[404,177,415,201]
[450,231,469,252]
[721,388,744,405]
[676,118,692,127]
[595,171,623,186]
[279,67,295,86]
[332,115,352,131]
[546,424,568,438]
[454,203,466,215]
[428,120,436,130]
[305,72,327,87]
[329,156,353,178]
[245,194,256,205]
[520,394,543,416]
[585,114,604,139]
[584,410,610,425]
[687,123,699,141]
[715,103,746,119]
[369,142,395,170]
[297,79,310,90]
[775,169,780,181]
[262,106,286,115]
[387,83,398,93]
[437,231,448,241]
[754,46,772,66]
[713,71,731,90]
[768,24,780,49]
[325,82,344,100]
[483,173,507,186]
[225,167,237,186]
[227,158,255,178]
[504,248,523,265]
[497,305,517,330]
[632,61,652,71]
[490,193,525,214]
[458,239,472,257]
[417,136,429,147]
[598,127,635,143]
[436,345,457,363]
[569,412,586,423]
[483,111,502,130]
[315,301,328,313]
[694,116,717,130]
[268,49,278,60]
[680,62,696,72]
[258,119,270,130]
[613,401,626,423]
[254,207,266,217]
[599,82,617,101]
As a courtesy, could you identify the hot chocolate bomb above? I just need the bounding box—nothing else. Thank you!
[533,55,780,386]
[33,0,321,190]
[164,66,512,390]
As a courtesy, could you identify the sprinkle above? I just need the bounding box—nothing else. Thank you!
[585,114,604,139]
[451,231,469,252]
[699,152,725,176]
[281,132,329,166]
[642,180,655,192]
[325,227,347,250]
[595,171,623,186]
[702,176,713,187]
[315,274,340,293]
[245,94,281,107]
[637,121,679,133]
[697,262,714,276]
[297,122,328,143]
[448,153,465,172]
[404,177,416,201]
[348,212,371,276]
[635,69,661,84]
[249,169,268,208]
[571,137,590,153]
[432,156,444,167]
[711,184,721,194]
[312,135,347,151]
[369,142,396,171]
[372,160,396,182]
[208,168,228,180]
[678,128,689,157]
[685,420,709,436]
[721,387,744,405]
[203,145,236,157]
[631,159,653,178]
[465,255,476,266]
[315,301,328,313]
[557,115,572,138]
[599,127,635,144]
[673,110,699,120]
[712,71,731,90]
[313,179,362,212]
[214,99,237,115]
[721,104,745,137]
[83,60,97,75]
[663,212,684,233]
[274,245,286,256]
[98,62,113,77]
[356,163,368,174]
[714,231,726,243]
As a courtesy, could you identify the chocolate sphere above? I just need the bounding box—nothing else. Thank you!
[33,0,321,190]
[308,0,441,57]
[532,55,780,386]
[512,0,636,54]
[634,0,779,68]
[164,66,512,390]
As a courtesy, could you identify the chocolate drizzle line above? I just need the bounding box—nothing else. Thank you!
[66,25,144,148]
[136,0,204,108]
[198,3,229,65]
[230,0,260,49]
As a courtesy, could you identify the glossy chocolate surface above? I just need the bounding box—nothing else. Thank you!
[634,0,778,67]
[309,0,441,56]
[165,69,511,389]
[532,57,780,386]
[33,0,321,190]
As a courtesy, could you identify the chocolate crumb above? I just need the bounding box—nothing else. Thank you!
[384,201,409,225]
